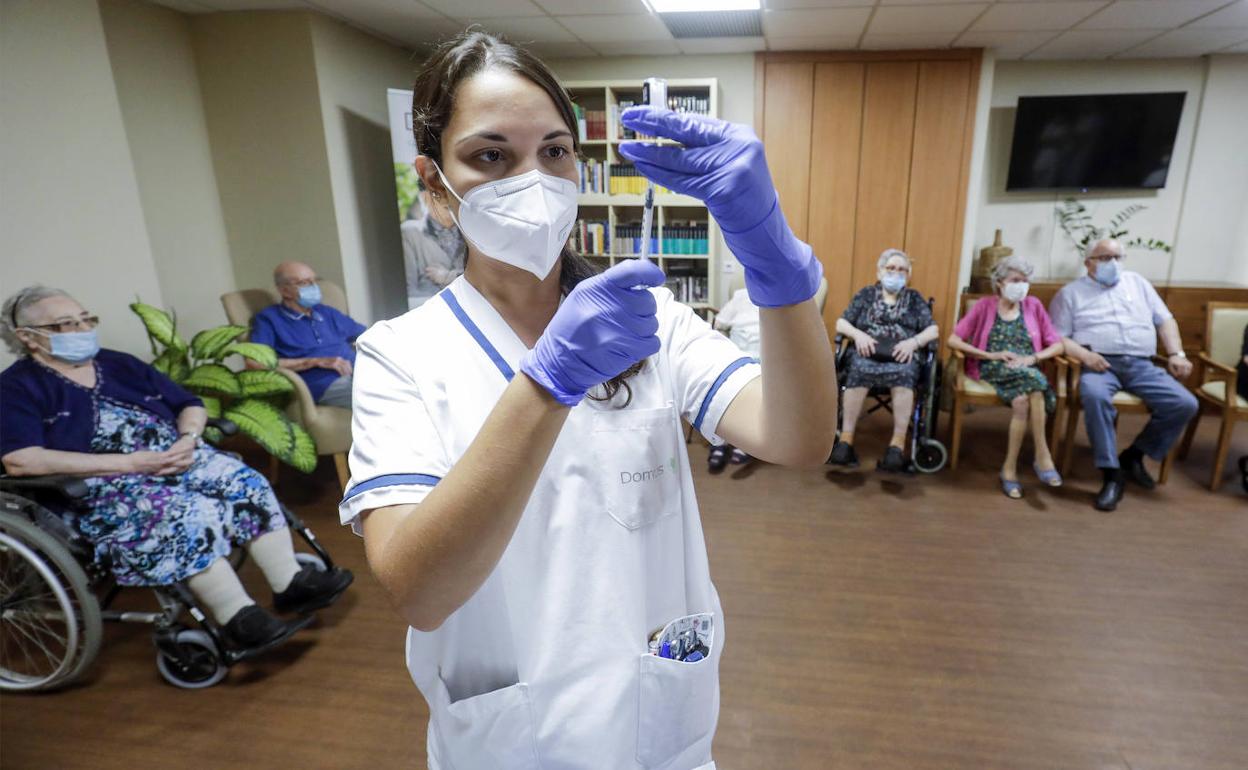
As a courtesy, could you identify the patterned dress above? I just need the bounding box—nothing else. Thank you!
[841,285,934,390]
[980,313,1056,414]
[81,398,285,586]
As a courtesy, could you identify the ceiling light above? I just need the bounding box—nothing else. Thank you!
[644,0,761,12]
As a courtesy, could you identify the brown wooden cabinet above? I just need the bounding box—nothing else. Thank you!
[755,49,982,341]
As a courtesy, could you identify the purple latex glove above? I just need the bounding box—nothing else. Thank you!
[520,259,666,406]
[619,106,821,308]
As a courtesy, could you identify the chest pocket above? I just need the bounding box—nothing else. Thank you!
[592,404,682,530]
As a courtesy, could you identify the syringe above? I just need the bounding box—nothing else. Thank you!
[638,77,667,263]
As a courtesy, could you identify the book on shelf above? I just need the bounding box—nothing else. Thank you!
[611,222,658,256]
[573,219,609,256]
[615,93,710,141]
[661,221,709,255]
[662,276,709,305]
[608,164,670,196]
[575,158,605,194]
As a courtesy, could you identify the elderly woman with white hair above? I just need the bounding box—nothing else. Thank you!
[948,256,1065,498]
[0,286,352,652]
[830,249,940,472]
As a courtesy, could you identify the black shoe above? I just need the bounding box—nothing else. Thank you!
[708,445,729,474]
[729,447,751,464]
[1095,471,1126,512]
[273,565,354,615]
[1119,448,1156,490]
[222,605,309,651]
[877,446,906,473]
[828,441,859,468]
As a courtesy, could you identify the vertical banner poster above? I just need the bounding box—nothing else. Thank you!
[388,88,466,309]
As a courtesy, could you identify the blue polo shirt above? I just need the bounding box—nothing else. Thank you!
[250,303,367,402]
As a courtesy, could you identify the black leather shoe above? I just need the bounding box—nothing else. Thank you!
[708,445,729,474]
[273,565,354,615]
[877,446,906,473]
[222,605,309,651]
[828,441,859,468]
[1094,478,1125,512]
[1119,449,1156,490]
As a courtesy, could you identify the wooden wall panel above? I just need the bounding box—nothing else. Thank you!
[807,62,865,333]
[904,59,972,331]
[852,61,918,295]
[761,62,814,240]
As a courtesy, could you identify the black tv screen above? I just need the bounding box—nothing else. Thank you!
[1006,92,1186,191]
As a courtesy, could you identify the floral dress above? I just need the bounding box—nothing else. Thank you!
[841,285,934,390]
[81,398,285,586]
[980,313,1056,414]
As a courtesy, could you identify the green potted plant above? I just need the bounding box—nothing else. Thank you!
[130,302,317,473]
[1055,197,1172,257]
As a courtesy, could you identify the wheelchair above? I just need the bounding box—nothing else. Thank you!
[833,298,948,474]
[0,419,341,691]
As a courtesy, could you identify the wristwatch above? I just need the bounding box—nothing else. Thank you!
[1169,351,1187,359]
[179,430,203,447]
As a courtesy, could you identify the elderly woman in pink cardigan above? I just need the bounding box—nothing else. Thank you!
[947,255,1065,499]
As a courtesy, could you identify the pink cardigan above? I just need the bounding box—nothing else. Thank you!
[953,295,1062,381]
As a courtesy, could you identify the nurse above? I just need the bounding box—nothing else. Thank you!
[340,31,838,769]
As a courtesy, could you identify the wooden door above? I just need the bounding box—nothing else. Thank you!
[756,50,981,343]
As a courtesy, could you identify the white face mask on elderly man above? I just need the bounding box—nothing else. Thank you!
[433,162,579,280]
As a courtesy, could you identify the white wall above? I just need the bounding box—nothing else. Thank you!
[309,15,417,324]
[1171,55,1248,286]
[99,0,237,336]
[0,0,165,368]
[190,12,344,300]
[973,58,1207,283]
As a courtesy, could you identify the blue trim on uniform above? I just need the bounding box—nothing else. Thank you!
[341,473,442,503]
[440,291,515,381]
[692,356,757,432]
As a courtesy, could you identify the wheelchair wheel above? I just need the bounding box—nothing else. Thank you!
[0,507,102,691]
[913,440,948,474]
[295,552,327,572]
[155,628,227,689]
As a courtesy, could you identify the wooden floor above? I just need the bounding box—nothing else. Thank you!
[3,411,1246,770]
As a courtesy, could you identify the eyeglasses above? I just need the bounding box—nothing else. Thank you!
[1087,254,1122,263]
[881,265,910,274]
[283,278,321,289]
[23,315,100,334]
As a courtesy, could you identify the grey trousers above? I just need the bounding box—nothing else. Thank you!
[317,375,353,409]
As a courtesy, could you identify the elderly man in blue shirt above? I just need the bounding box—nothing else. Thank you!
[1050,239,1197,512]
[249,261,367,409]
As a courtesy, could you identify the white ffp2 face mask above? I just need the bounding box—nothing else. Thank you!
[433,163,578,280]
[1002,281,1030,303]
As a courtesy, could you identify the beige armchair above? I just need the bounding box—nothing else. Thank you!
[220,282,353,490]
[1178,301,1248,490]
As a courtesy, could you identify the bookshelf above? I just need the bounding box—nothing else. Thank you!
[564,78,720,311]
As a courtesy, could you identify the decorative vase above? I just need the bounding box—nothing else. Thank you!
[976,229,1013,278]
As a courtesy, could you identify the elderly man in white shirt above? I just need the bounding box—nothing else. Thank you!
[1049,238,1197,512]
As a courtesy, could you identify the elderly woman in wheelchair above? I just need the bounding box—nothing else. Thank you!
[947,256,1065,499]
[829,249,942,473]
[0,286,352,661]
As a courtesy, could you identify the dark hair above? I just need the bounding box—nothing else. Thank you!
[411,29,642,405]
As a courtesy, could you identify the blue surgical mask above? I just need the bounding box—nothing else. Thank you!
[880,273,907,294]
[1093,259,1121,287]
[297,283,322,308]
[36,329,100,364]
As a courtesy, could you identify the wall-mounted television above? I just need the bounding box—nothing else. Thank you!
[1006,92,1186,191]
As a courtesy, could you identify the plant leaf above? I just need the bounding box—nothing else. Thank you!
[221,342,278,369]
[238,369,295,398]
[225,399,295,461]
[191,325,247,361]
[289,423,318,473]
[152,346,190,383]
[182,363,242,397]
[200,395,222,419]
[130,302,178,349]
